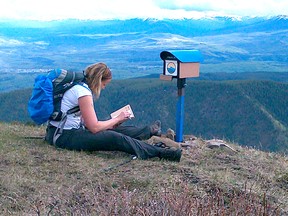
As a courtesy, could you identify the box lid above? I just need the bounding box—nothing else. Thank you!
[160,50,203,63]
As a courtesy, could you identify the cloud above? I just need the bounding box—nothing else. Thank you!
[0,0,287,21]
[155,0,288,17]
[0,37,24,47]
[155,0,213,12]
[0,0,161,20]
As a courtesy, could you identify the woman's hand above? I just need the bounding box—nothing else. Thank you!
[112,111,131,128]
[116,111,132,124]
[79,95,120,133]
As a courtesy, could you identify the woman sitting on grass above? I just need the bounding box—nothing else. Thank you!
[45,62,182,162]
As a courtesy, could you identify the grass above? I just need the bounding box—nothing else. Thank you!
[1,122,288,215]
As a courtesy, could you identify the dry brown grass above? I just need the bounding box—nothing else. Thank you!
[1,122,288,215]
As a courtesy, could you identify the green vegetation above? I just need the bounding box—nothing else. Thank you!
[0,79,287,153]
[1,122,288,215]
[201,61,288,74]
[0,72,39,92]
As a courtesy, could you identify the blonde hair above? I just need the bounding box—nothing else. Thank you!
[84,62,112,98]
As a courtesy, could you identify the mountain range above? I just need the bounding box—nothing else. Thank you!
[0,16,287,92]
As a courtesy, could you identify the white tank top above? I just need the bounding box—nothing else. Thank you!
[49,83,92,129]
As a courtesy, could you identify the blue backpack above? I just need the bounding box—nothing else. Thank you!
[28,69,85,125]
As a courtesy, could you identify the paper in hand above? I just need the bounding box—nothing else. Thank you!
[110,104,135,119]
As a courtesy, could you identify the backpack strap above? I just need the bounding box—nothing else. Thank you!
[52,113,68,145]
[52,106,80,145]
[52,83,91,145]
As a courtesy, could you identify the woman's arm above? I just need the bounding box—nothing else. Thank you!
[79,95,131,134]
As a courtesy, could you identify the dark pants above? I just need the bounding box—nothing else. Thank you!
[45,125,161,159]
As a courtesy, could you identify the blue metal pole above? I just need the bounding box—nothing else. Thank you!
[176,78,186,142]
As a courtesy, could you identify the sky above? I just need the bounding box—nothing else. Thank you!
[0,0,287,21]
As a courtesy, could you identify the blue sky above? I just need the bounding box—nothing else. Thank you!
[0,0,287,20]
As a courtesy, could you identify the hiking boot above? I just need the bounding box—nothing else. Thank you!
[150,120,162,136]
[166,128,175,141]
[159,148,182,162]
[154,142,167,148]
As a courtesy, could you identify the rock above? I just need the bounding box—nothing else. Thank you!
[147,136,181,149]
[206,139,237,152]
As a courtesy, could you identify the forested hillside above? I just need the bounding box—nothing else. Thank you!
[0,79,287,153]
